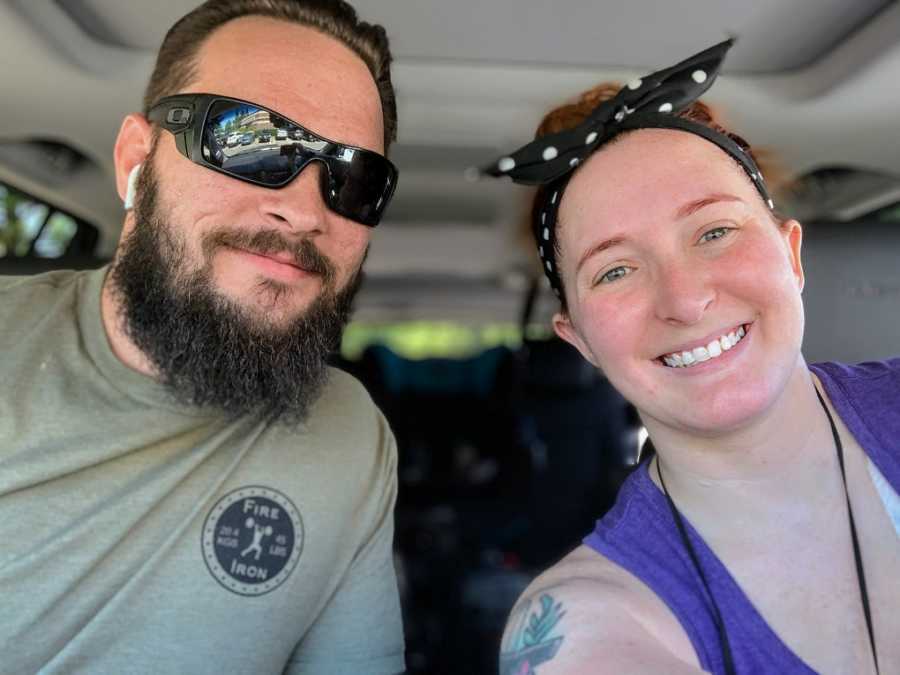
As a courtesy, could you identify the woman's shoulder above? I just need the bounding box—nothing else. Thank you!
[527,544,636,596]
[526,544,688,625]
[811,357,900,385]
[583,460,675,557]
[499,545,701,674]
[812,357,900,479]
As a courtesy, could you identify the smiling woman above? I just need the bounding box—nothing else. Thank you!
[488,41,900,675]
[555,129,806,436]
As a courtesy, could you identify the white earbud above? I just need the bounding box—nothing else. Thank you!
[124,163,142,210]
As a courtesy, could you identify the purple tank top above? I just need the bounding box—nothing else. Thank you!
[583,359,900,674]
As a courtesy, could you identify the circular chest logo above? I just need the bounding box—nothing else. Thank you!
[202,486,304,596]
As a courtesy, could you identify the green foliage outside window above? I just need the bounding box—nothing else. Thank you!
[0,183,79,258]
[341,320,552,360]
[871,202,900,222]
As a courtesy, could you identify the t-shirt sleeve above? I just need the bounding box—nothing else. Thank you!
[283,422,405,675]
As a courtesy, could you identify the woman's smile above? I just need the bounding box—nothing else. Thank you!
[657,322,750,369]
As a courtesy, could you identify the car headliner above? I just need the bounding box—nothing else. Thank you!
[1,0,899,345]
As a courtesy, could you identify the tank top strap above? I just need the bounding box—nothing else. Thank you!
[584,462,817,674]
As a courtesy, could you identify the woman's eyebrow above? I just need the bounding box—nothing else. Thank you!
[576,235,628,276]
[574,194,746,276]
[674,193,744,220]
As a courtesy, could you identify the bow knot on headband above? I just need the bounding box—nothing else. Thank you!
[482,39,774,297]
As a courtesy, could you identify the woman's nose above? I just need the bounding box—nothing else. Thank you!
[653,260,716,326]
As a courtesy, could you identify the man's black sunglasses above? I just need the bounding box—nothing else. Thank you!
[147,93,397,227]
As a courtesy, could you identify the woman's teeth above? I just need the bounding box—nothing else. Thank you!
[662,325,746,368]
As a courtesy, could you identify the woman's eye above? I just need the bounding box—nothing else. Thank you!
[699,226,732,243]
[596,266,631,285]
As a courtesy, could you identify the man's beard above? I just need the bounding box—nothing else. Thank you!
[109,158,364,425]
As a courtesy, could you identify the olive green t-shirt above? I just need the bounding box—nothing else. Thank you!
[0,267,404,674]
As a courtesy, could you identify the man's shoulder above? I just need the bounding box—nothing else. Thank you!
[322,366,377,407]
[221,370,388,459]
[290,367,392,452]
[312,367,383,422]
[0,269,87,332]
[0,268,83,299]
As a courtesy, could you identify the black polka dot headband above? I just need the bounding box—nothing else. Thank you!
[482,39,774,298]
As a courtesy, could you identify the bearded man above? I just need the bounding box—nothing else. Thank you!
[0,2,404,673]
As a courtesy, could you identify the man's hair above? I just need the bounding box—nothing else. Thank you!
[143,0,397,150]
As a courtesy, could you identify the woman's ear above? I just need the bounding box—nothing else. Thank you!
[114,113,152,207]
[781,219,804,291]
[552,310,599,368]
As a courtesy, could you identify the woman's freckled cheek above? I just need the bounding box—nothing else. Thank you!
[581,291,645,369]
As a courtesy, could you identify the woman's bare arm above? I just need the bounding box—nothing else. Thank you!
[499,550,707,675]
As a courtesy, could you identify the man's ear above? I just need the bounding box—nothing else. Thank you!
[113,113,152,207]
[552,310,599,368]
[781,218,804,292]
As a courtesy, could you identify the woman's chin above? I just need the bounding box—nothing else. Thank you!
[650,381,785,438]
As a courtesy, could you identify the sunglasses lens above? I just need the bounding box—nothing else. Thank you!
[199,98,396,226]
[202,100,302,185]
[324,150,397,226]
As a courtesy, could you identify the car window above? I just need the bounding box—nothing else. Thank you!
[341,320,552,360]
[862,201,900,222]
[0,181,99,261]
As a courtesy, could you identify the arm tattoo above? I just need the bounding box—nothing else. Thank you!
[499,593,566,675]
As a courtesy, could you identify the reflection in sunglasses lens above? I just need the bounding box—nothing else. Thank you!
[196,98,394,225]
[202,102,297,185]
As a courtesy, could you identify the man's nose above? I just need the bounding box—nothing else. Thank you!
[256,162,329,236]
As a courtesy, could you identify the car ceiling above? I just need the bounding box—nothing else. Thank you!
[2,0,900,325]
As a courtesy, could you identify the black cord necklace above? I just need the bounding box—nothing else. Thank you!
[656,387,879,675]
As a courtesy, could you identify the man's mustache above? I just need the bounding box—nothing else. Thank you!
[203,228,337,285]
